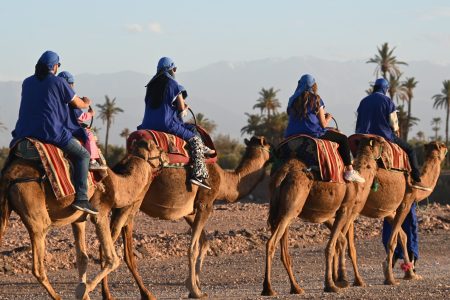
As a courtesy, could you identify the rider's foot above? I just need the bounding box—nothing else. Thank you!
[72,200,99,215]
[89,160,107,171]
[190,177,211,190]
[344,170,366,183]
[203,146,216,156]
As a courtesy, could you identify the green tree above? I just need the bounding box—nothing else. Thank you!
[214,134,245,169]
[189,113,217,134]
[98,144,126,167]
[416,131,425,142]
[120,128,130,146]
[401,77,419,140]
[253,87,281,117]
[96,95,123,157]
[366,42,408,79]
[431,117,442,141]
[432,80,450,145]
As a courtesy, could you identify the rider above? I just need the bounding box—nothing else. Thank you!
[137,57,212,189]
[285,74,365,183]
[355,77,426,268]
[10,51,98,215]
[57,71,106,171]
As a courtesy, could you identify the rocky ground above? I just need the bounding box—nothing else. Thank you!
[0,202,449,299]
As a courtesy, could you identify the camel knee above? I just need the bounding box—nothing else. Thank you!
[77,253,89,267]
[32,267,48,283]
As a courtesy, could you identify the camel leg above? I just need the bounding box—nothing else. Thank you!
[121,220,156,300]
[279,228,304,294]
[324,205,350,293]
[383,200,414,286]
[184,214,209,288]
[324,219,349,287]
[72,222,89,283]
[77,213,120,299]
[397,225,421,281]
[186,203,213,299]
[346,222,366,287]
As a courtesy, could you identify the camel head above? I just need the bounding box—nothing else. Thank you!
[131,139,169,169]
[244,136,272,163]
[424,142,448,162]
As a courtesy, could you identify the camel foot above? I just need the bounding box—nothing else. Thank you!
[188,291,208,299]
[261,287,277,297]
[324,284,340,293]
[353,278,367,287]
[290,285,304,295]
[403,271,423,281]
[383,278,399,286]
[75,282,88,300]
[335,279,350,288]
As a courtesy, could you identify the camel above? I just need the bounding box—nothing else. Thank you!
[100,136,271,299]
[260,137,385,296]
[336,139,448,287]
[0,139,167,300]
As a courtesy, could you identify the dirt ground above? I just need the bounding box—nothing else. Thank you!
[0,202,449,299]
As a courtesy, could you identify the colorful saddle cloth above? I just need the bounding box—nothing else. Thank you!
[13,138,97,200]
[275,134,345,183]
[348,134,411,172]
[126,127,218,166]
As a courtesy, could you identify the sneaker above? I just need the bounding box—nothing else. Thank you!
[89,160,107,171]
[411,181,432,191]
[72,200,99,215]
[203,146,216,156]
[190,177,212,190]
[344,170,366,183]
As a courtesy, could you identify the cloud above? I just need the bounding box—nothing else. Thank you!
[125,24,144,33]
[419,7,450,20]
[148,22,162,34]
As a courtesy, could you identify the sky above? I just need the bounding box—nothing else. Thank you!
[0,0,450,81]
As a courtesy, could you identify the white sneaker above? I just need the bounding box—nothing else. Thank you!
[344,170,366,183]
[203,146,216,156]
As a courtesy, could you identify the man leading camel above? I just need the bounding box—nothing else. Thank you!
[10,50,98,215]
[355,77,428,270]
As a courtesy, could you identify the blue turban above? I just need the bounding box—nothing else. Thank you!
[37,50,60,70]
[57,71,74,84]
[373,78,389,95]
[157,57,176,72]
[287,74,316,110]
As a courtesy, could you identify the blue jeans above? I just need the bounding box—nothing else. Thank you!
[382,202,419,260]
[61,138,90,201]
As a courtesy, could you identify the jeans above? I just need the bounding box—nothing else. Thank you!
[392,135,421,182]
[382,202,419,261]
[61,138,90,201]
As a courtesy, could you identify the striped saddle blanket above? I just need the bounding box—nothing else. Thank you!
[348,134,411,172]
[275,134,345,183]
[126,127,218,166]
[13,138,97,200]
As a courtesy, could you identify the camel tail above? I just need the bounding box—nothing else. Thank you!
[0,180,11,246]
[267,164,290,231]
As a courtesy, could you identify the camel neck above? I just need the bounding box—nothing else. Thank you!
[416,155,442,200]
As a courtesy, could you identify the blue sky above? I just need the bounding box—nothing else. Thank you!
[1,0,450,81]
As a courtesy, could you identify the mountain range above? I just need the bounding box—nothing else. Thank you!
[0,56,449,147]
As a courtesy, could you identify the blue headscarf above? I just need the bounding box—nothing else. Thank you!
[57,71,74,84]
[37,50,60,70]
[157,57,176,73]
[373,78,389,95]
[287,74,316,111]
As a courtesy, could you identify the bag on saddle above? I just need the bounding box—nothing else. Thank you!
[273,134,345,183]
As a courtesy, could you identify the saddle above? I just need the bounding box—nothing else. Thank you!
[11,138,99,200]
[274,134,345,183]
[126,126,218,166]
[348,134,411,173]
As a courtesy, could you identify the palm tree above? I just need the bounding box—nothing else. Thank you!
[241,113,262,136]
[120,128,130,146]
[416,131,425,142]
[0,121,6,131]
[366,42,408,79]
[191,113,217,134]
[432,80,450,145]
[253,87,281,118]
[96,95,124,157]
[401,77,418,140]
[431,117,442,141]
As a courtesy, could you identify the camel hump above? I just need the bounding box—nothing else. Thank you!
[274,134,345,183]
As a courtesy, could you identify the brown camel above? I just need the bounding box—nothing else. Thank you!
[0,139,167,300]
[260,138,383,295]
[101,136,271,299]
[337,139,448,287]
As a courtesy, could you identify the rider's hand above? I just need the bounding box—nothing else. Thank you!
[325,112,333,120]
[395,130,400,137]
[82,97,92,106]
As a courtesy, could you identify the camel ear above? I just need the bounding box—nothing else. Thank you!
[259,137,265,146]
[244,138,249,146]
[369,140,373,147]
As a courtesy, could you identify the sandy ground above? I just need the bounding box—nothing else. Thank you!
[0,203,449,299]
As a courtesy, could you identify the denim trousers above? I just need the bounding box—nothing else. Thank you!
[61,138,90,201]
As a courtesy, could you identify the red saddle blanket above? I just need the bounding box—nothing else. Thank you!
[276,134,345,183]
[13,138,97,200]
[127,127,218,165]
[348,134,411,172]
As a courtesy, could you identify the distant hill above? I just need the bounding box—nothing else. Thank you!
[1,57,449,147]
